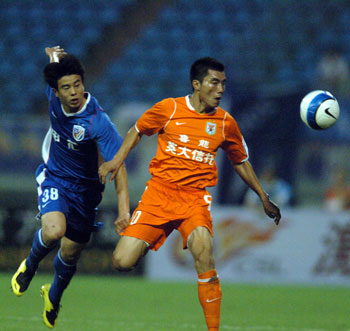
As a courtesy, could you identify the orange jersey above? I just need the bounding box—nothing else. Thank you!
[135,96,248,189]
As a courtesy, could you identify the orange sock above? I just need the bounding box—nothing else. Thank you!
[197,269,222,330]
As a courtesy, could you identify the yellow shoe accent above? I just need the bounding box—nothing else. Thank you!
[11,259,34,296]
[41,284,60,329]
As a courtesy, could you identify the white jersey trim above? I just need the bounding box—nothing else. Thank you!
[36,167,47,198]
[42,128,52,164]
[164,98,177,129]
[186,95,195,110]
[222,112,227,140]
[186,95,217,114]
[241,137,249,161]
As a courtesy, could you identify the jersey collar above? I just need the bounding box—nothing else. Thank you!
[186,95,195,110]
[185,95,218,115]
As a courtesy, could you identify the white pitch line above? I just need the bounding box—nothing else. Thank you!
[0,316,340,331]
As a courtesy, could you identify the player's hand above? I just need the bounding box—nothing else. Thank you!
[45,46,66,62]
[262,196,281,225]
[99,159,121,184]
[114,212,130,234]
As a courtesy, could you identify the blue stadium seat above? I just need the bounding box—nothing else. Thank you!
[0,0,136,116]
[2,0,349,116]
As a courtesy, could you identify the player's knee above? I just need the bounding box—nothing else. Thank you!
[41,213,66,244]
[42,226,65,243]
[112,252,135,272]
[60,250,81,264]
[193,245,214,266]
[188,227,215,272]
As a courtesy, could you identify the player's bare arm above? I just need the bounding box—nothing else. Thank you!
[114,162,130,234]
[45,46,66,63]
[233,160,281,225]
[99,126,142,184]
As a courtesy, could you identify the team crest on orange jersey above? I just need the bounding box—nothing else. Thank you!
[206,122,216,135]
[72,125,85,141]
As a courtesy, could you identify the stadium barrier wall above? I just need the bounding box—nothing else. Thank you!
[145,206,350,285]
[0,207,144,275]
[2,205,350,284]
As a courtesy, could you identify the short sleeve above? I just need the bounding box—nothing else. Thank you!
[90,111,123,161]
[135,98,176,136]
[221,113,249,164]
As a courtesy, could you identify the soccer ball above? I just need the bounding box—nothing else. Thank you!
[300,90,340,130]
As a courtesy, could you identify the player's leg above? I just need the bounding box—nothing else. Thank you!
[113,202,175,271]
[188,227,222,331]
[43,181,100,306]
[41,236,85,328]
[12,168,69,297]
[112,236,149,271]
[11,212,65,296]
[28,211,66,271]
[41,183,100,328]
[50,236,85,306]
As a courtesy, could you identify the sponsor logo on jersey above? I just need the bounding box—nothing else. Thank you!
[206,122,216,135]
[72,125,85,141]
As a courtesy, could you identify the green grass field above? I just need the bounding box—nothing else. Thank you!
[1,272,350,331]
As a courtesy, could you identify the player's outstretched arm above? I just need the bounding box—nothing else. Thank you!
[114,162,130,234]
[99,126,142,184]
[45,46,66,63]
[233,160,281,225]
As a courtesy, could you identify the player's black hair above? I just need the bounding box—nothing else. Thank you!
[43,54,85,89]
[190,57,225,88]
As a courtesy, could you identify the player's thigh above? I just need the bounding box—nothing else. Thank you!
[113,236,149,268]
[188,226,215,273]
[60,236,86,264]
[177,203,213,249]
[188,226,213,255]
[41,211,67,243]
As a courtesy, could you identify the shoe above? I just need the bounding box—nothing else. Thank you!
[11,259,35,296]
[41,284,60,329]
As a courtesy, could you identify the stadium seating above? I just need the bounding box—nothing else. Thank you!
[2,0,350,207]
[0,0,135,116]
[91,0,350,110]
[1,0,350,116]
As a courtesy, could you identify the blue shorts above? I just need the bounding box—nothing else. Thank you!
[35,164,104,243]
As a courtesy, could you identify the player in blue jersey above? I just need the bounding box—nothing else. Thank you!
[11,46,130,329]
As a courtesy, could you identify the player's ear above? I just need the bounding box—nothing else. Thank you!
[192,80,201,91]
[52,88,59,97]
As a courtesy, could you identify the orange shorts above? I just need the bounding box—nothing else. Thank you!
[121,177,213,251]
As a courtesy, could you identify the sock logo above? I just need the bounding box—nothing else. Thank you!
[206,297,220,303]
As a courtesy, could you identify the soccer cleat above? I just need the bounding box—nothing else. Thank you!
[11,259,35,296]
[41,284,60,329]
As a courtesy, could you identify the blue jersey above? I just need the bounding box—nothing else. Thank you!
[41,86,122,187]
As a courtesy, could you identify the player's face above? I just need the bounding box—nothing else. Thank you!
[54,74,85,113]
[198,69,226,109]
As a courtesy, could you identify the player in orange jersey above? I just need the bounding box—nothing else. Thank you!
[99,57,281,330]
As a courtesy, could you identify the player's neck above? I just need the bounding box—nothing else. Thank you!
[189,94,215,114]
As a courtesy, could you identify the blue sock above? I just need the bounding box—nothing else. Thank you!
[49,249,77,307]
[26,229,56,273]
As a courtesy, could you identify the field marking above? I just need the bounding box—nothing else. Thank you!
[222,327,328,331]
[2,316,348,331]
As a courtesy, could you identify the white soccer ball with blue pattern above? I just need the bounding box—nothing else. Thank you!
[300,90,340,130]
